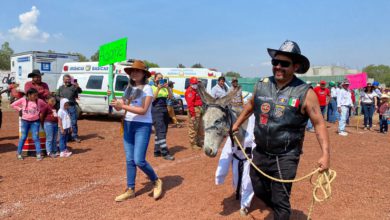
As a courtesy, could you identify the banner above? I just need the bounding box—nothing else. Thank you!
[346,72,367,89]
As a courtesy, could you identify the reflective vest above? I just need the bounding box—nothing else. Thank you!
[253,76,310,155]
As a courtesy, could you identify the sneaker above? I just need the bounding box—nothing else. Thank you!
[60,151,72,158]
[363,127,368,131]
[154,151,162,157]
[74,138,81,143]
[368,127,373,131]
[240,207,249,216]
[162,154,175,161]
[115,188,135,202]
[36,154,43,161]
[55,151,60,157]
[153,179,163,200]
[49,153,57,158]
[307,128,315,133]
[338,131,348,136]
[17,154,24,160]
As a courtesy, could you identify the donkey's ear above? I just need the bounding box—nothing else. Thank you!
[197,82,215,104]
[216,85,241,106]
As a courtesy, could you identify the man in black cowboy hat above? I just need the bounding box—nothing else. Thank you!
[232,40,330,220]
[24,69,50,100]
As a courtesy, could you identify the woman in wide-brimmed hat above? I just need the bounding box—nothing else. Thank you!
[24,69,50,100]
[359,83,378,130]
[110,60,163,202]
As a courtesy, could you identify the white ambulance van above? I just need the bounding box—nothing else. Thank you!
[58,62,129,116]
[11,51,79,92]
[148,68,252,109]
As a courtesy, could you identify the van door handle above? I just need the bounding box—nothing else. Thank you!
[104,96,107,101]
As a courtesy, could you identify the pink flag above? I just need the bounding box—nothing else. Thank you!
[346,72,367,89]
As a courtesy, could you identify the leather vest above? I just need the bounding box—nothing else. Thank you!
[253,76,310,155]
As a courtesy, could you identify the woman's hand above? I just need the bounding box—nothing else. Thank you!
[110,99,124,110]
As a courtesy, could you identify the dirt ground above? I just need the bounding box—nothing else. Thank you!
[0,109,389,220]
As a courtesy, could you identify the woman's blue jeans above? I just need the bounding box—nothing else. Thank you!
[362,104,375,128]
[123,121,158,190]
[17,119,41,155]
[44,121,58,154]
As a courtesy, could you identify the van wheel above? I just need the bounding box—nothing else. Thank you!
[76,105,82,119]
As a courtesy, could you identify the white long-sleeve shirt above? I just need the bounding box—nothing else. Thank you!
[337,88,352,107]
[330,87,338,98]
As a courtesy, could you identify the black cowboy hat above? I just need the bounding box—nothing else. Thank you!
[28,69,44,78]
[267,40,310,74]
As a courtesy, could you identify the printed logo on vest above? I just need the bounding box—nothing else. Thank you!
[260,103,271,113]
[288,97,300,108]
[257,96,273,101]
[274,105,285,118]
[260,114,269,125]
[277,95,288,105]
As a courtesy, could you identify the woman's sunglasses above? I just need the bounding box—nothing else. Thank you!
[271,59,292,68]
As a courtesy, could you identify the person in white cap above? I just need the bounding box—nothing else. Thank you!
[337,80,353,136]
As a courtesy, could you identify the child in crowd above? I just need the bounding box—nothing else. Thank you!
[379,94,390,134]
[58,98,72,157]
[41,96,59,158]
[11,88,46,161]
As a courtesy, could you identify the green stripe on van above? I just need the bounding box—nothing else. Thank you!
[81,90,124,96]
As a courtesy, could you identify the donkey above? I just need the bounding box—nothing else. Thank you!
[197,83,250,157]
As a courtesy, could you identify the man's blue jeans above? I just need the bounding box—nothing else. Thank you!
[44,121,58,154]
[17,119,41,155]
[327,98,337,123]
[123,121,158,190]
[362,104,375,128]
[338,106,349,133]
[68,105,78,139]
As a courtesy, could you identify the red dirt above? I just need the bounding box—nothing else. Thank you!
[0,111,389,220]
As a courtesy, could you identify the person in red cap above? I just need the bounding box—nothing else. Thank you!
[307,80,330,131]
[184,77,204,150]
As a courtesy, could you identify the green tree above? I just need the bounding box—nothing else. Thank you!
[362,64,390,87]
[143,60,159,68]
[68,52,89,62]
[48,50,55,53]
[177,64,186,68]
[191,63,203,68]
[0,42,14,70]
[90,50,99,61]
[225,71,241,78]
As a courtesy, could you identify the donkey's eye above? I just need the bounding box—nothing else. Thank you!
[215,119,222,124]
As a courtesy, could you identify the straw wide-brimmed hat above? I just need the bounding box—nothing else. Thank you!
[123,60,151,78]
[267,40,310,74]
[380,94,389,99]
[28,69,44,78]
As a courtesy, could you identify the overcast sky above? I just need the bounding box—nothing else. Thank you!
[1,0,389,77]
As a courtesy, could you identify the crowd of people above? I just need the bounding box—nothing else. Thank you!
[1,70,83,160]
[307,78,390,135]
[0,41,389,219]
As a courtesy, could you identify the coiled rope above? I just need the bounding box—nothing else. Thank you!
[232,135,336,220]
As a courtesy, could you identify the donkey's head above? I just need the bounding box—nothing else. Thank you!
[198,83,240,157]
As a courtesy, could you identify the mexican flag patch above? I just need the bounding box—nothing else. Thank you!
[288,97,300,107]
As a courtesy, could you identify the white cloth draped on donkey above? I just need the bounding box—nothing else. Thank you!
[215,115,256,209]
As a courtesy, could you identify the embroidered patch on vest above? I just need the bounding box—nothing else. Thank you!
[260,114,269,125]
[274,105,285,118]
[288,97,300,108]
[261,103,271,113]
[277,95,288,105]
